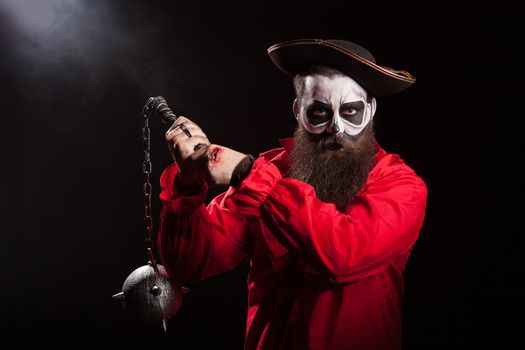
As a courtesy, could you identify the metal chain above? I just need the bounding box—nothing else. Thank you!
[142,110,157,268]
[141,96,178,269]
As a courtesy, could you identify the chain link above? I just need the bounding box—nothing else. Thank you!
[142,110,157,268]
[141,96,178,268]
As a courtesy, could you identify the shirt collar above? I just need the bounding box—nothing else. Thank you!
[279,137,295,154]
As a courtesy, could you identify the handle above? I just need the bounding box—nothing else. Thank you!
[143,96,178,125]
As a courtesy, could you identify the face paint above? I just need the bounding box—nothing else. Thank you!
[296,75,376,137]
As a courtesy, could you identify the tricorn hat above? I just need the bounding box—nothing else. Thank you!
[267,39,416,97]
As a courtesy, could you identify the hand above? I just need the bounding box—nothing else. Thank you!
[201,144,247,188]
[165,116,210,188]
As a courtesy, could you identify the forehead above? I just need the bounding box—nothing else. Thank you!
[303,74,367,101]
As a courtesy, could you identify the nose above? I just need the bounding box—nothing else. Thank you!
[328,113,344,135]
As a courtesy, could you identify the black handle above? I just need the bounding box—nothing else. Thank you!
[143,96,178,125]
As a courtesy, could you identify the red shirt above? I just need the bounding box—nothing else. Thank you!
[157,138,428,350]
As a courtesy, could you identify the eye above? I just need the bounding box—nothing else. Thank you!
[313,109,328,116]
[339,101,365,125]
[306,102,333,125]
[341,107,357,116]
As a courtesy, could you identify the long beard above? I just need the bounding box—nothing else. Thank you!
[287,124,377,212]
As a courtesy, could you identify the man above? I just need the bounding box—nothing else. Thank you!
[157,39,427,349]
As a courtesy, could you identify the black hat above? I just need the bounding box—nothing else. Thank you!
[267,39,415,97]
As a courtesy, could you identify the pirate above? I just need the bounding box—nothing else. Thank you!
[158,39,427,350]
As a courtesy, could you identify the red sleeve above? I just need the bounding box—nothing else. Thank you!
[259,157,428,284]
[157,159,282,283]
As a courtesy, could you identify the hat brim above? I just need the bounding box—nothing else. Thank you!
[267,39,416,97]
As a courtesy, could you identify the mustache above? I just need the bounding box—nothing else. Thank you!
[310,132,358,153]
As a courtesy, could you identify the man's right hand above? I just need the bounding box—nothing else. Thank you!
[165,116,210,188]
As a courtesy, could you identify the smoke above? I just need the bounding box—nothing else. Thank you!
[0,0,176,108]
[0,0,279,137]
[1,0,79,32]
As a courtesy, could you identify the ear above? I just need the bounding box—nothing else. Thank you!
[369,97,377,119]
[292,98,300,120]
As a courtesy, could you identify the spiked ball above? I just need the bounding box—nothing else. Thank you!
[113,264,188,331]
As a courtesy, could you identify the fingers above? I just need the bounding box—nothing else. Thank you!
[165,116,210,162]
[168,135,210,163]
[166,116,198,136]
[166,116,191,132]
[165,117,207,141]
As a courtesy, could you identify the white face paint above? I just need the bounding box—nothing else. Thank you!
[295,75,376,137]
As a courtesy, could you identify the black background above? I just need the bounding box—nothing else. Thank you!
[0,1,522,349]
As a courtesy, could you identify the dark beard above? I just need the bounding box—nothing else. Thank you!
[287,124,377,212]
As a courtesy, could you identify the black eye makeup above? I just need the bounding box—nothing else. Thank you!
[339,101,365,125]
[306,101,333,125]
